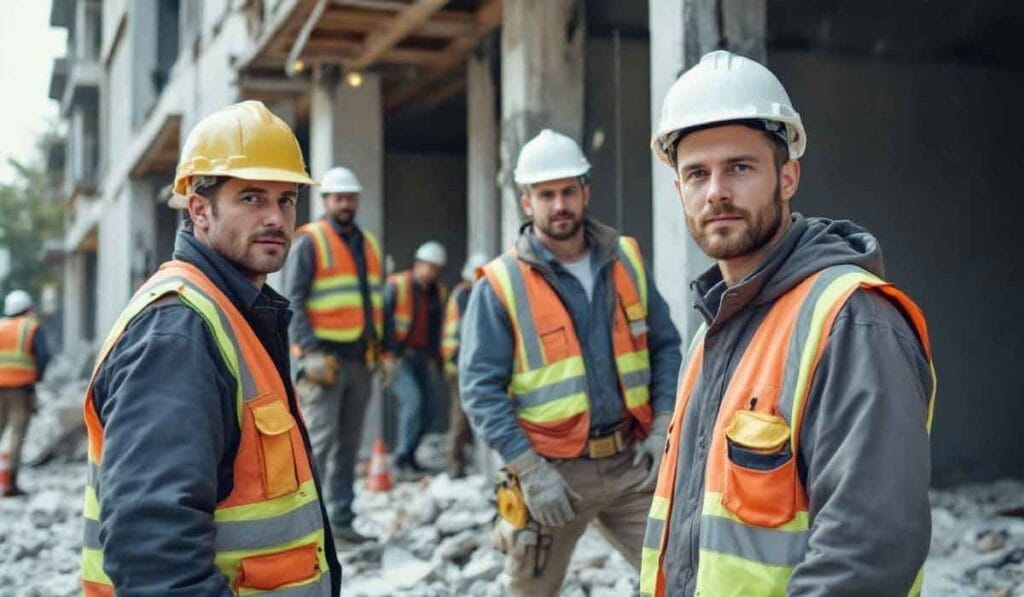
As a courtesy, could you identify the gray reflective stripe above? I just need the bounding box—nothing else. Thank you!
[700,515,808,567]
[262,573,332,597]
[629,319,648,337]
[83,516,101,549]
[777,264,868,427]
[622,368,651,389]
[514,375,588,408]
[214,498,323,552]
[643,517,664,550]
[308,283,362,300]
[500,255,545,371]
[87,461,99,494]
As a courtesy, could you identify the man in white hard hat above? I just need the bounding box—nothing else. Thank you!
[284,166,382,545]
[640,51,935,596]
[0,290,51,497]
[381,241,448,475]
[440,252,489,478]
[459,129,682,595]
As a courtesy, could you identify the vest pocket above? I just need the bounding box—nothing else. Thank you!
[722,410,797,528]
[538,326,571,362]
[250,398,300,499]
[236,542,321,591]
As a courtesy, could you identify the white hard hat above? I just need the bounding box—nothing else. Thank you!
[513,129,591,185]
[319,166,363,194]
[461,252,489,282]
[652,50,806,166]
[415,241,447,267]
[3,290,34,317]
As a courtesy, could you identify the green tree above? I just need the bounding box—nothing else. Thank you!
[0,158,64,298]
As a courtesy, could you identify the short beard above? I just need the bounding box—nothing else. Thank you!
[687,182,784,260]
[536,213,584,241]
[332,210,355,226]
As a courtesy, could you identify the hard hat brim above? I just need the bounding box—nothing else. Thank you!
[172,167,318,197]
[513,165,591,186]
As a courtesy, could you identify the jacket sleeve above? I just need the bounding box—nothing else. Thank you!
[382,279,399,356]
[32,325,51,379]
[283,234,318,353]
[788,289,933,596]
[458,280,533,462]
[643,267,682,415]
[92,303,235,596]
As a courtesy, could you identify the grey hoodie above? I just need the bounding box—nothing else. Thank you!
[663,214,934,596]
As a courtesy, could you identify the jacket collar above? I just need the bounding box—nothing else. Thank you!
[514,217,620,274]
[173,231,289,313]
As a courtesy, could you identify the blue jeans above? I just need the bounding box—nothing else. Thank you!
[392,351,444,459]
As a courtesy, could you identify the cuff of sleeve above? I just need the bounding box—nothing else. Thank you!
[500,437,537,470]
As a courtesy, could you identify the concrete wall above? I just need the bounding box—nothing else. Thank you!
[770,51,1024,484]
[384,153,467,289]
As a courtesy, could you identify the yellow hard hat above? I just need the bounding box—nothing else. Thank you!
[172,100,316,197]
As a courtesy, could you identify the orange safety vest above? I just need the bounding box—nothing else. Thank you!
[441,281,472,375]
[81,261,330,596]
[0,315,39,387]
[387,270,446,347]
[295,219,383,345]
[640,264,936,596]
[481,236,654,459]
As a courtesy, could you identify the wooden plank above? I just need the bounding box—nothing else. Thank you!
[347,0,449,71]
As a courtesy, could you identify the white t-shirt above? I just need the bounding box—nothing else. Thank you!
[560,250,595,302]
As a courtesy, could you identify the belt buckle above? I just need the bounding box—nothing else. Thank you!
[587,435,618,459]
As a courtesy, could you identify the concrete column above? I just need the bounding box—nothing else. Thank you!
[499,0,586,249]
[466,49,500,257]
[62,253,84,351]
[309,67,384,242]
[648,0,765,342]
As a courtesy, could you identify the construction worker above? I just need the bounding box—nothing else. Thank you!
[284,165,382,545]
[0,290,50,497]
[459,129,682,595]
[441,252,489,478]
[640,51,936,596]
[81,101,341,595]
[381,241,447,476]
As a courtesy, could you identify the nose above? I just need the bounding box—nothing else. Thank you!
[262,202,285,229]
[705,169,732,207]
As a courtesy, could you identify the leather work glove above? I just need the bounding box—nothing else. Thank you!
[302,351,338,387]
[508,449,581,528]
[379,357,400,389]
[633,413,671,492]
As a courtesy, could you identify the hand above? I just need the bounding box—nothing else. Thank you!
[301,351,337,387]
[508,449,580,527]
[379,357,399,389]
[633,413,671,492]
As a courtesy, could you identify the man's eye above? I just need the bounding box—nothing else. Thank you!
[281,197,296,207]
[731,163,751,173]
[687,170,707,181]
[242,194,262,204]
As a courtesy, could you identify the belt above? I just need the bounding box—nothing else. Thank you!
[585,420,633,459]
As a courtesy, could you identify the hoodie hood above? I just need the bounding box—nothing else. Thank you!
[692,214,884,326]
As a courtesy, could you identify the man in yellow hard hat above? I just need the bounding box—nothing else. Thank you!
[81,101,342,595]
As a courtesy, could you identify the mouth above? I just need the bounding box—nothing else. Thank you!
[704,215,744,225]
[253,237,286,247]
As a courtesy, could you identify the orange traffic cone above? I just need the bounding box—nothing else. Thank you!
[365,439,393,492]
[0,452,10,496]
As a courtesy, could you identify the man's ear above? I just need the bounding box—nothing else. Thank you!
[187,194,212,231]
[779,159,801,204]
[519,193,532,218]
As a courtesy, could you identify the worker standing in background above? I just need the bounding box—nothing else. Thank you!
[0,290,51,497]
[459,129,682,596]
[81,101,341,595]
[441,252,489,478]
[382,242,447,476]
[284,165,383,546]
[641,51,936,596]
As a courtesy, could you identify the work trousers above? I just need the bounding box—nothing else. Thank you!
[392,350,444,460]
[493,449,653,597]
[0,388,33,486]
[297,358,372,527]
[445,371,472,473]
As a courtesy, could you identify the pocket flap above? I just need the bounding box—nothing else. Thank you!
[253,401,296,436]
[725,410,790,452]
[238,543,319,590]
[625,302,647,321]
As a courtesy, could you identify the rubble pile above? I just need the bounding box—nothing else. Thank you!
[21,345,96,466]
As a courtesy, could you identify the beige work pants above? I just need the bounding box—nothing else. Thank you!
[0,388,33,485]
[493,449,653,596]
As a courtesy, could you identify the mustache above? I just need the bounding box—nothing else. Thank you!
[700,204,749,224]
[249,229,288,242]
[551,211,578,220]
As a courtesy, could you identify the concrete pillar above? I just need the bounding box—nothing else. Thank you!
[499,0,586,249]
[62,253,84,351]
[466,49,500,257]
[309,66,384,242]
[648,0,765,342]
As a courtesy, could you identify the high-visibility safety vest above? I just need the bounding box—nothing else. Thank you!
[295,219,383,344]
[81,261,330,596]
[387,270,446,346]
[441,282,471,375]
[481,236,654,459]
[0,315,39,388]
[640,264,936,597]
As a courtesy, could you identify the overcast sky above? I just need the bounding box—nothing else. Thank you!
[0,1,66,184]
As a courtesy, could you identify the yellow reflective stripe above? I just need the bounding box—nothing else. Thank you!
[616,349,650,375]
[309,224,333,270]
[926,361,937,432]
[625,385,650,408]
[639,547,660,595]
[81,547,112,585]
[307,292,364,311]
[364,230,382,266]
[215,528,327,593]
[650,495,669,520]
[516,392,588,423]
[83,484,99,520]
[312,328,361,342]
[310,273,359,290]
[214,479,319,522]
[696,548,792,596]
[789,271,878,453]
[618,237,648,306]
[908,567,924,596]
[488,259,531,369]
[509,356,585,395]
[702,491,809,532]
